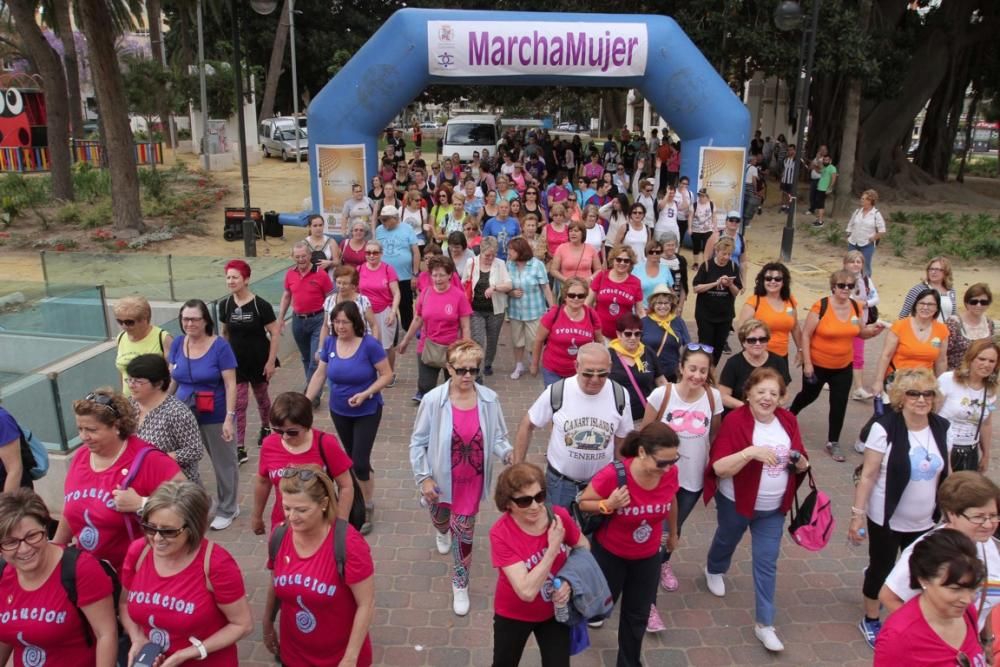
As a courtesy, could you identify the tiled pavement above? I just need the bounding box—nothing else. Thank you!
[206,325,955,667]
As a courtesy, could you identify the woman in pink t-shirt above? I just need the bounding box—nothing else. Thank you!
[545,204,571,257]
[0,489,117,667]
[265,466,375,667]
[587,243,647,340]
[577,422,681,666]
[489,463,586,666]
[340,220,370,269]
[358,239,401,373]
[121,481,252,666]
[532,277,605,386]
[550,221,600,286]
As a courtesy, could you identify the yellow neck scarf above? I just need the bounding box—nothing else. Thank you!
[649,312,681,342]
[609,338,647,372]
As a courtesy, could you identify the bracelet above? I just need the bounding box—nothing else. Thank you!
[740,450,749,462]
[189,636,208,660]
[226,411,236,417]
[598,500,613,515]
[850,506,866,516]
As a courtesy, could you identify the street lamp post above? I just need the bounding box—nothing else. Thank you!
[775,0,821,263]
[289,0,301,166]
[231,0,256,257]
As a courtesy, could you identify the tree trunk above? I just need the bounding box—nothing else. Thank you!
[834,0,872,216]
[956,82,982,184]
[600,89,626,138]
[914,50,972,181]
[258,0,290,121]
[53,0,85,140]
[7,0,73,201]
[147,0,174,148]
[77,0,144,231]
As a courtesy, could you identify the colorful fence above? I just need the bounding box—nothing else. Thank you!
[0,141,164,173]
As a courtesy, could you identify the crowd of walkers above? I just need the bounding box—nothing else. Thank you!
[0,125,998,666]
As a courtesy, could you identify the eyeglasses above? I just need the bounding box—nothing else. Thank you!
[140,523,186,539]
[84,392,120,418]
[279,468,318,481]
[928,267,944,273]
[580,370,610,379]
[365,250,381,256]
[834,283,856,290]
[124,377,150,387]
[685,343,715,354]
[181,316,204,323]
[916,302,938,309]
[116,318,137,326]
[960,512,1000,526]
[451,366,479,376]
[566,292,587,300]
[646,249,662,255]
[968,299,991,306]
[904,390,936,400]
[744,336,770,345]
[0,529,46,552]
[764,275,784,283]
[619,330,642,338]
[510,491,546,508]
[272,427,303,437]
[613,257,632,264]
[650,455,681,469]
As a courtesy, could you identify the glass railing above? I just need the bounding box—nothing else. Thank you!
[0,285,109,340]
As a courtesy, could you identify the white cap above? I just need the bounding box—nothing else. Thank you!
[726,210,741,220]
[379,205,400,218]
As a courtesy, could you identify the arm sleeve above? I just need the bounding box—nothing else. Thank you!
[216,340,238,371]
[719,357,739,390]
[590,463,617,497]
[490,522,520,568]
[344,529,375,585]
[209,544,247,605]
[170,406,205,473]
[258,298,277,326]
[526,389,554,429]
[75,551,115,607]
[898,285,921,319]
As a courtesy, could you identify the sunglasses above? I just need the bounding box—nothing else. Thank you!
[0,529,46,552]
[365,250,381,256]
[834,282,856,290]
[580,370,610,379]
[510,491,546,508]
[650,455,681,469]
[451,366,479,376]
[272,427,302,437]
[744,336,770,345]
[647,249,662,255]
[141,523,186,539]
[84,392,120,418]
[904,390,936,399]
[685,343,715,354]
[279,467,319,481]
[619,330,642,338]
[566,292,587,300]
[613,257,632,264]
[116,318,137,326]
[763,275,784,283]
[968,299,991,306]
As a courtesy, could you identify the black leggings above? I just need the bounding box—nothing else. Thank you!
[789,363,853,443]
[691,231,712,255]
[330,406,382,481]
[491,614,569,667]
[398,279,414,333]
[862,518,926,600]
[592,539,660,667]
[695,318,731,366]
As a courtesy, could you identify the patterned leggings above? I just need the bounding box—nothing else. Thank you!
[235,380,272,446]
[429,503,476,589]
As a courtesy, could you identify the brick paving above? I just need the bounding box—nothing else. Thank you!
[207,325,902,667]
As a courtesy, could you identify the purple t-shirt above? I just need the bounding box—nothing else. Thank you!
[168,336,238,424]
[0,407,19,447]
[321,334,387,417]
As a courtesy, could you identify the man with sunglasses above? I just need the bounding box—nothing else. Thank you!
[514,343,634,510]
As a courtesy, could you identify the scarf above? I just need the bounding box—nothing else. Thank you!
[649,312,681,343]
[609,338,647,372]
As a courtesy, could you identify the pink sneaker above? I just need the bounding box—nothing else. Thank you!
[646,604,665,633]
[659,561,679,592]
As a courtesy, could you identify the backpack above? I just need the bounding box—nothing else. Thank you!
[269,518,349,579]
[18,425,49,480]
[787,469,834,551]
[316,433,367,532]
[569,460,627,536]
[817,296,860,321]
[550,377,626,417]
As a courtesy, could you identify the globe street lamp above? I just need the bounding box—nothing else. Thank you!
[775,0,821,263]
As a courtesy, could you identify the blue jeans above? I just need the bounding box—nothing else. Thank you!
[663,487,702,562]
[291,312,323,388]
[545,466,586,510]
[541,367,564,388]
[848,242,877,277]
[706,492,785,626]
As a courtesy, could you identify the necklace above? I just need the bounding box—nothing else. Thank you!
[911,427,933,461]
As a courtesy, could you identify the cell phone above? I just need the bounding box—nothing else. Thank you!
[132,642,164,667]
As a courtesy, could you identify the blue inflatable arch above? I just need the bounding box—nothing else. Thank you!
[308,8,748,218]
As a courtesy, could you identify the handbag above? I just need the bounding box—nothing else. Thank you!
[617,354,648,409]
[952,386,988,472]
[184,336,218,414]
[420,339,449,369]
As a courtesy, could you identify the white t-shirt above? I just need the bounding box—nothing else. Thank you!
[937,372,997,447]
[718,418,791,512]
[864,422,945,532]
[744,164,759,185]
[884,526,1000,630]
[646,385,723,493]
[623,225,649,263]
[322,293,373,334]
[528,378,634,482]
[654,202,679,241]
[585,225,606,255]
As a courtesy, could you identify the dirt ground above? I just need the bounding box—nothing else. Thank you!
[2,148,999,321]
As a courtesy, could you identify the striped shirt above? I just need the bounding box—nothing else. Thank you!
[781,157,796,185]
[507,258,550,321]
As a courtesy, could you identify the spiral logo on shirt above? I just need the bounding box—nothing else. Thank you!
[633,520,652,544]
[17,633,46,667]
[78,509,99,551]
[609,301,620,316]
[148,615,170,652]
[568,340,579,357]
[540,577,555,603]
[295,595,317,634]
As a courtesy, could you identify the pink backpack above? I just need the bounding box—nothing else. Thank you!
[787,469,834,551]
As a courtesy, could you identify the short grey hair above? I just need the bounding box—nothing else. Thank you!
[479,236,499,254]
[364,239,383,252]
[657,231,679,246]
[292,240,310,253]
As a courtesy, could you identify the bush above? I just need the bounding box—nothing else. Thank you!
[55,203,82,225]
[80,200,114,229]
[138,167,169,202]
[72,163,112,202]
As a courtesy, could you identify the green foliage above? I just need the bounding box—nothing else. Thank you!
[72,163,112,202]
[0,174,50,227]
[79,200,114,229]
[949,156,999,179]
[54,203,82,225]
[885,224,908,257]
[138,168,169,202]
[875,211,1000,261]
[121,55,186,130]
[175,61,237,118]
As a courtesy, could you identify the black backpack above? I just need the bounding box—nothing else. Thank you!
[317,432,367,532]
[549,377,627,417]
[269,518,349,579]
[569,460,627,536]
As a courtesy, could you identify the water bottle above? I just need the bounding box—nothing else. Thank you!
[553,577,569,622]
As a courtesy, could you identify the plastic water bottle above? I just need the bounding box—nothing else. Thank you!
[553,577,569,622]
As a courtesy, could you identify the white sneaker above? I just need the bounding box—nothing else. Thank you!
[851,388,874,401]
[853,439,866,454]
[210,508,239,531]
[435,531,452,555]
[510,364,525,380]
[452,584,470,616]
[704,567,726,597]
[754,625,785,651]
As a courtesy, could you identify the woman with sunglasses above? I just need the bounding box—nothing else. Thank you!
[114,295,173,396]
[873,529,986,666]
[340,221,370,270]
[703,367,810,652]
[936,339,998,472]
[168,299,240,530]
[252,392,354,536]
[55,389,183,571]
[489,463,587,666]
[430,186,454,245]
[719,320,791,413]
[947,283,995,371]
[532,277,604,386]
[870,288,949,401]
[610,313,667,423]
[841,250,880,400]
[576,422,681,663]
[0,489,118,666]
[641,284,690,383]
[410,340,514,616]
[790,270,886,462]
[121,481,252,666]
[632,237,674,304]
[264,465,375,667]
[849,368,950,649]
[358,239,402,378]
[737,263,801,371]
[588,244,646,341]
[692,236,742,365]
[899,256,957,322]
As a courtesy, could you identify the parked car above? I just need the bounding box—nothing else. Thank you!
[420,121,441,129]
[442,114,501,163]
[259,117,309,161]
[556,122,584,132]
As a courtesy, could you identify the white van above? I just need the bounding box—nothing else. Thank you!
[442,114,501,163]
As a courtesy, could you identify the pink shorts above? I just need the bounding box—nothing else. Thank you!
[853,337,865,369]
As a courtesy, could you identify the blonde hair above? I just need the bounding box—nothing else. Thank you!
[278,464,338,523]
[113,296,152,322]
[737,318,770,343]
[608,243,637,265]
[887,367,939,411]
[927,256,954,290]
[447,339,484,368]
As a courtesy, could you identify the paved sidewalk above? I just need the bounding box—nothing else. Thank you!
[209,325,925,666]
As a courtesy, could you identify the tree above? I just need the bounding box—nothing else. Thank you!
[257,0,289,122]
[6,0,74,201]
[77,0,144,231]
[146,0,175,148]
[47,0,86,139]
[122,54,184,167]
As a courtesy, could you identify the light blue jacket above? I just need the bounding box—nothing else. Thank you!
[409,381,512,504]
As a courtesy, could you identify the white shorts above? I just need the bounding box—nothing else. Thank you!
[374,308,398,349]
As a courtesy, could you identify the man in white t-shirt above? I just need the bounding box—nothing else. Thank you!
[514,343,634,509]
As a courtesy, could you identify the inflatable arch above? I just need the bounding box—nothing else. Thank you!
[308,8,749,227]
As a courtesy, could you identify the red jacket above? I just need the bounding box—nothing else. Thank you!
[702,405,807,518]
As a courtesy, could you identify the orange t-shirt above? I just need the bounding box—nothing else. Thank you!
[886,318,948,377]
[746,295,798,357]
[808,298,863,369]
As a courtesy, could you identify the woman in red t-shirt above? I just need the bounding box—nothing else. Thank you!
[532,277,605,387]
[251,392,355,537]
[340,220,370,270]
[490,463,586,666]
[54,389,184,572]
[0,489,117,666]
[264,466,375,667]
[587,243,646,340]
[121,481,252,666]
[874,528,986,666]
[577,422,681,667]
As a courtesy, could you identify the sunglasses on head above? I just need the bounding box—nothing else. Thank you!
[834,282,856,290]
[141,523,186,539]
[279,467,319,481]
[904,390,935,399]
[116,318,137,326]
[272,427,302,437]
[685,343,715,354]
[510,491,546,508]
[85,392,120,418]
[451,366,479,376]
